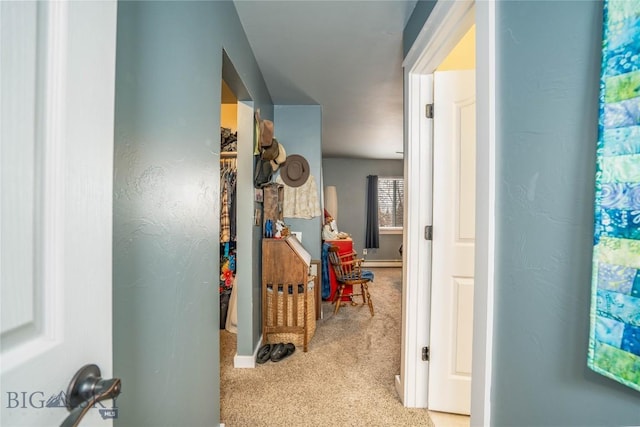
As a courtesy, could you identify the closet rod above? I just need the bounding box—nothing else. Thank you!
[221,151,237,158]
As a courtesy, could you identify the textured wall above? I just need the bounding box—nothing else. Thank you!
[493,1,640,425]
[322,158,404,260]
[273,105,323,260]
[113,2,272,425]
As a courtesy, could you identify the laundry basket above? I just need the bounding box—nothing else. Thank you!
[264,280,315,350]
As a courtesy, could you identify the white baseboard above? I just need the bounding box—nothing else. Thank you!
[395,374,403,403]
[233,334,263,369]
[362,260,403,268]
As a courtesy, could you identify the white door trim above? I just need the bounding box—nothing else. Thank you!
[400,1,496,426]
[233,99,256,368]
[398,71,433,407]
[470,3,496,425]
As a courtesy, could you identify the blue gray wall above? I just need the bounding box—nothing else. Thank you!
[403,0,436,57]
[113,1,272,425]
[273,105,323,260]
[322,158,404,261]
[494,1,639,425]
[405,1,640,425]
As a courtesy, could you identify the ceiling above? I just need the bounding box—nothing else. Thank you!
[234,0,418,160]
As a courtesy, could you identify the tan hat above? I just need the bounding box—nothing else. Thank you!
[270,141,286,171]
[280,154,310,187]
[260,119,274,147]
[261,138,280,161]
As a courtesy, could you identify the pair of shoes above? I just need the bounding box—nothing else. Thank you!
[256,342,296,364]
[270,342,295,362]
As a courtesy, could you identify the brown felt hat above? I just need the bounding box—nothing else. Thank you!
[280,154,310,188]
[260,119,274,147]
[270,141,287,171]
[253,158,273,188]
[261,138,280,161]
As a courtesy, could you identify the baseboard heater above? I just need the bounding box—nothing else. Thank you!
[362,260,402,268]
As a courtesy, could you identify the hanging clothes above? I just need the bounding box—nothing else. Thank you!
[221,127,237,153]
[229,169,237,240]
[220,179,230,242]
[220,157,237,242]
[275,174,322,219]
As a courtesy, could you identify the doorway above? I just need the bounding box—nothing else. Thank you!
[219,77,239,357]
[400,1,496,426]
[218,50,261,369]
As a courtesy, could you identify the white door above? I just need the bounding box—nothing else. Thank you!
[428,70,476,415]
[1,2,117,426]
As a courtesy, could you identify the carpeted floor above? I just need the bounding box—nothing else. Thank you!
[220,268,435,427]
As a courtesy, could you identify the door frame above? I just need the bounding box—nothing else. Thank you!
[232,99,258,367]
[220,49,260,366]
[399,1,496,425]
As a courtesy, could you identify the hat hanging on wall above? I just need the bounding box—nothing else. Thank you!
[280,154,310,188]
[261,137,280,161]
[270,141,286,171]
[254,158,273,188]
[253,110,261,155]
[260,119,274,147]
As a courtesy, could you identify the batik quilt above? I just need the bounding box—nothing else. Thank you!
[589,0,640,392]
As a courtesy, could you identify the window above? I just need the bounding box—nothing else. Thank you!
[378,177,403,233]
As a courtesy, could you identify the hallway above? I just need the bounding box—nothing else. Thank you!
[219,268,439,426]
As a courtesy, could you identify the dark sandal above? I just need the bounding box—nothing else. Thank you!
[272,343,296,362]
[284,343,296,358]
[269,343,287,362]
[256,344,272,364]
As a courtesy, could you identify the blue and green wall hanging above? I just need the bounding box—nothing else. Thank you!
[589,0,640,392]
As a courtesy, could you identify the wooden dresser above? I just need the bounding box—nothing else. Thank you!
[262,236,315,351]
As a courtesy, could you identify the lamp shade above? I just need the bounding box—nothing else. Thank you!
[324,185,338,224]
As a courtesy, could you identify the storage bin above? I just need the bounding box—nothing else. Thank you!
[264,281,315,349]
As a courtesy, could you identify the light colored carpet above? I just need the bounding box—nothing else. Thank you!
[220,268,435,427]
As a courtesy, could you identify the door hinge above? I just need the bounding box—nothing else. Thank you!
[425,103,434,119]
[424,225,433,241]
[422,346,430,361]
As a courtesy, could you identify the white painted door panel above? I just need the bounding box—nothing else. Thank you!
[428,70,475,415]
[1,2,117,425]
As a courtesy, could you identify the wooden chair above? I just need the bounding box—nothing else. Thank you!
[327,245,374,316]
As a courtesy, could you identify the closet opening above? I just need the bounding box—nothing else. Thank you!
[219,77,238,340]
[218,49,257,375]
